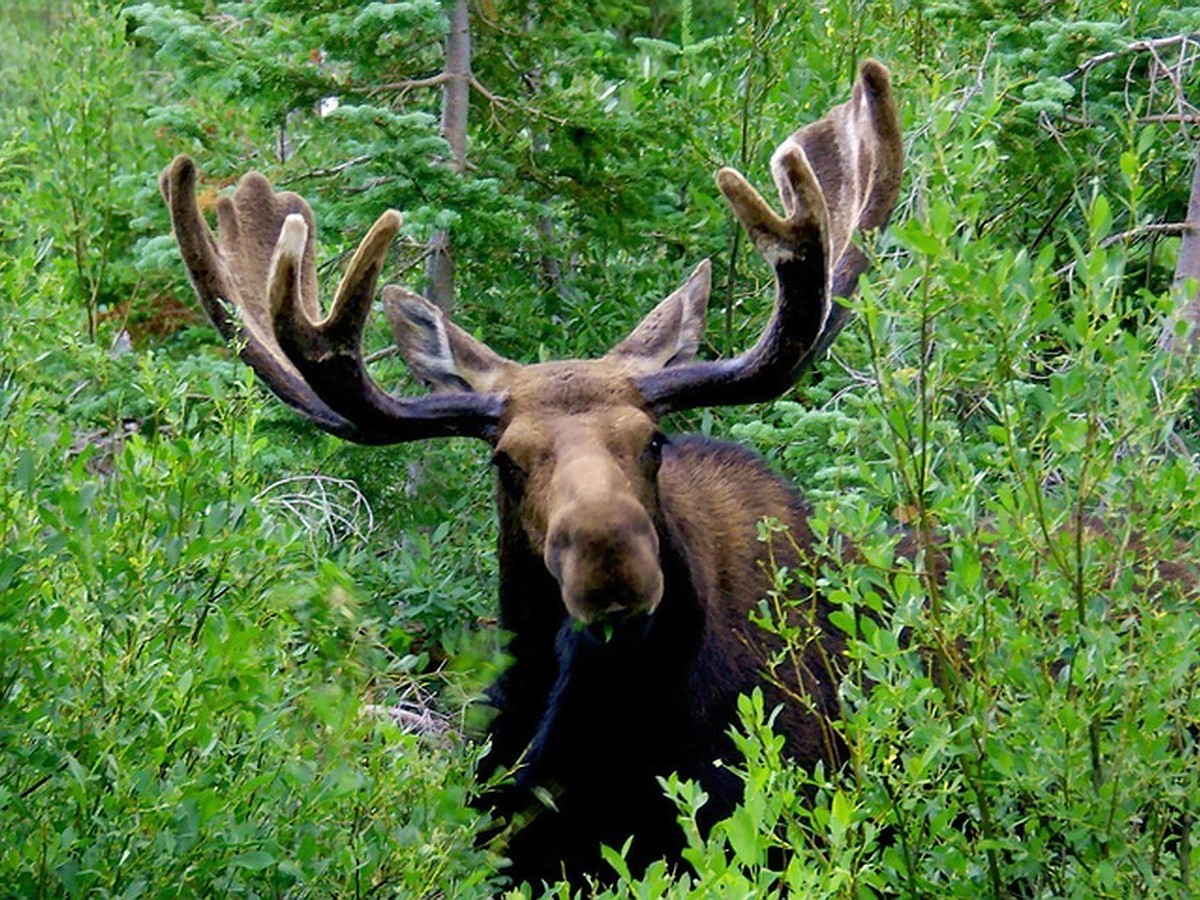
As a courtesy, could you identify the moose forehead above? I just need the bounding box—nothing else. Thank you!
[496,359,657,453]
[502,359,647,414]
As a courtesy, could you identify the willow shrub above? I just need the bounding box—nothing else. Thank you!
[0,234,500,896]
[572,67,1200,899]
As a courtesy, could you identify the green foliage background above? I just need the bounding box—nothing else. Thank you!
[2,0,1199,896]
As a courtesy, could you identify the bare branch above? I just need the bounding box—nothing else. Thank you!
[374,72,452,94]
[362,701,452,739]
[1099,221,1192,249]
[345,175,398,195]
[282,154,373,182]
[256,474,375,545]
[1063,32,1199,83]
[465,74,503,109]
[1138,114,1200,124]
[363,344,399,365]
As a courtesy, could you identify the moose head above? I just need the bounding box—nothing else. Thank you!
[162,60,902,885]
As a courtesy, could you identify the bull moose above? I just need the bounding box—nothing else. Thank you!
[160,60,903,886]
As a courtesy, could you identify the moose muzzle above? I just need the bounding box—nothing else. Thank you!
[544,491,663,624]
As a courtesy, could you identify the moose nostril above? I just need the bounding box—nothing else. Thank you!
[544,523,571,578]
[544,501,662,622]
[548,525,571,553]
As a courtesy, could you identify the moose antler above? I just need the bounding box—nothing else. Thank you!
[159,156,503,443]
[636,59,902,413]
[163,60,899,440]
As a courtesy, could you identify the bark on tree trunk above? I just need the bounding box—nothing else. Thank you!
[424,0,471,314]
[440,0,470,173]
[1161,145,1200,353]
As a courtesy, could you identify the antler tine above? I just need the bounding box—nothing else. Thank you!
[637,60,903,414]
[266,208,395,371]
[161,155,502,444]
[809,59,902,354]
[160,156,356,435]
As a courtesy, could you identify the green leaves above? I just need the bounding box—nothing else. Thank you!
[3,0,1200,895]
[0,281,496,896]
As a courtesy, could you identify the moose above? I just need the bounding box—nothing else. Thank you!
[161,61,903,886]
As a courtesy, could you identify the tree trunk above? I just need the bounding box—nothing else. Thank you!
[424,0,471,314]
[1161,145,1200,353]
[519,19,572,310]
[440,0,470,173]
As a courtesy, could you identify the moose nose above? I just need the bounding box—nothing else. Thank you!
[544,496,663,623]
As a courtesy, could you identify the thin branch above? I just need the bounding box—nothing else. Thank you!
[1138,113,1200,124]
[373,72,452,94]
[282,154,373,183]
[1061,111,1200,127]
[464,73,567,125]
[345,175,398,195]
[467,74,507,109]
[364,344,399,365]
[1054,223,1195,281]
[1030,192,1074,251]
[1099,221,1192,248]
[1063,32,1199,83]
[365,72,567,127]
[361,701,451,739]
[292,154,367,180]
[949,33,996,121]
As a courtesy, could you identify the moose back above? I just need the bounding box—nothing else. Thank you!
[161,61,902,886]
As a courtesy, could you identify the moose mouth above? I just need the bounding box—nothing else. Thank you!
[571,605,655,647]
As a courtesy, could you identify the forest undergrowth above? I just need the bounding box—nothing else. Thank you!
[2,0,1199,895]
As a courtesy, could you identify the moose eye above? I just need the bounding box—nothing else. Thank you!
[491,451,528,496]
[644,431,669,467]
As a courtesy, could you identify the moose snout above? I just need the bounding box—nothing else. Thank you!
[544,497,663,624]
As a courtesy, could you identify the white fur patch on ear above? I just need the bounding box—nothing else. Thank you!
[606,260,712,374]
[382,287,472,393]
[382,284,515,394]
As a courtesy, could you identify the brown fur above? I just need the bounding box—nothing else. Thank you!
[479,432,845,884]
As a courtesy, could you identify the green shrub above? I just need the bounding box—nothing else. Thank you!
[4,0,1199,895]
[587,63,1200,898]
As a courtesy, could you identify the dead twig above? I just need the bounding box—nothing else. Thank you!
[362,701,452,739]
[1063,33,1199,84]
[373,72,454,95]
[1099,221,1192,249]
[282,154,373,184]
[255,474,375,545]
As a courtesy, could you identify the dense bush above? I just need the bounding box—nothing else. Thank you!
[2,0,1198,896]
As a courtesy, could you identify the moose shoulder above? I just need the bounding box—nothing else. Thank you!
[161,61,903,886]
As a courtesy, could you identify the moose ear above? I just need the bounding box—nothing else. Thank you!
[605,260,711,374]
[382,286,516,394]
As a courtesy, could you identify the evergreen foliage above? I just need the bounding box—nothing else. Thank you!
[1,0,1199,895]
